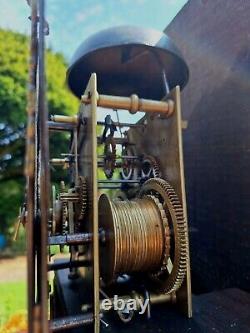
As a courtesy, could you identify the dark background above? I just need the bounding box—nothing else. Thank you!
[165,0,250,293]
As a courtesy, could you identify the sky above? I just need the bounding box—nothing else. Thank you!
[0,0,188,122]
[0,0,188,60]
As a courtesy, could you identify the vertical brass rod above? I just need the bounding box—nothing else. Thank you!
[90,75,100,333]
[38,0,49,331]
[25,1,38,331]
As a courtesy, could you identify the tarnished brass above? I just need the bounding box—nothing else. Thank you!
[99,193,168,284]
[51,94,174,120]
[127,86,192,317]
[50,114,78,124]
[50,158,69,168]
[98,175,188,297]
[81,93,174,116]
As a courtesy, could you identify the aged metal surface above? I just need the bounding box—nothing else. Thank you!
[48,233,93,246]
[99,194,167,283]
[67,26,189,99]
[77,73,100,332]
[48,120,76,132]
[48,259,91,271]
[128,86,192,316]
[37,0,50,331]
[50,313,94,331]
[25,0,50,332]
[138,178,188,295]
[25,0,38,331]
[81,93,175,115]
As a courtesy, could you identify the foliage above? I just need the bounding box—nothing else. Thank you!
[0,29,79,238]
[0,281,26,328]
[1,312,27,333]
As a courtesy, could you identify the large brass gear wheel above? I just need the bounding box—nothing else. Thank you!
[139,177,188,294]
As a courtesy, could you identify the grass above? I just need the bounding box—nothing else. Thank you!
[0,281,26,327]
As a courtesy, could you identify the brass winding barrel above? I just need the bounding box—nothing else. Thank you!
[99,194,167,284]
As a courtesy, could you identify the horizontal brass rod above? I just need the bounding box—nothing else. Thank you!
[98,186,122,190]
[98,162,122,168]
[50,313,94,332]
[48,231,106,246]
[50,115,78,124]
[48,233,93,246]
[98,155,139,160]
[98,180,139,183]
[48,121,76,131]
[50,158,69,166]
[97,137,133,145]
[97,121,144,128]
[48,259,91,271]
[82,93,174,115]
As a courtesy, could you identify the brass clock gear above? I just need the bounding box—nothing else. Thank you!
[143,195,170,276]
[103,134,116,179]
[75,176,88,231]
[139,178,188,294]
[60,181,68,235]
[141,155,161,179]
[121,145,134,180]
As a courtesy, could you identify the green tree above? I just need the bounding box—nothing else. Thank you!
[0,29,79,238]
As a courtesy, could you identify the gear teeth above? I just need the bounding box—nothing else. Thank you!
[62,200,68,235]
[77,176,87,221]
[144,195,170,277]
[59,181,68,235]
[141,155,162,179]
[121,146,134,180]
[104,135,116,179]
[139,177,189,294]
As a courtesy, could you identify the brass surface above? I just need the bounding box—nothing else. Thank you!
[139,178,188,294]
[141,155,161,179]
[128,86,192,316]
[82,93,175,115]
[51,94,174,123]
[78,73,100,332]
[99,193,168,284]
[75,176,88,223]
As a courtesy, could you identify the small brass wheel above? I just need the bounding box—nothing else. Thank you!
[103,135,116,179]
[121,145,134,180]
[141,155,161,179]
